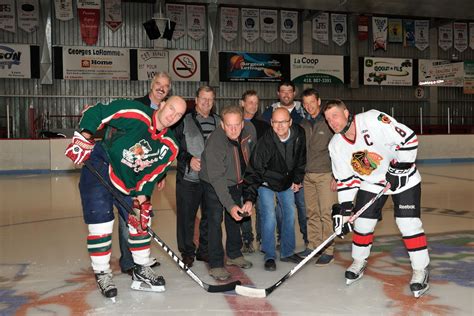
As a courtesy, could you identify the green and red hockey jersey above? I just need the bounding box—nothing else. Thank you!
[79,99,179,197]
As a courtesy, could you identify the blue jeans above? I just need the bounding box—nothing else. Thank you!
[276,187,308,244]
[258,186,296,261]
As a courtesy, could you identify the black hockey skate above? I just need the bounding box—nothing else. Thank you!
[345,259,367,285]
[95,272,117,302]
[410,269,430,298]
[131,264,166,292]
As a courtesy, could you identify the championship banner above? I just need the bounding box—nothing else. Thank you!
[54,0,73,21]
[463,61,474,94]
[454,22,467,52]
[166,3,185,39]
[312,12,328,45]
[470,23,474,50]
[62,46,130,80]
[403,20,415,47]
[17,0,39,33]
[281,10,298,44]
[363,57,413,86]
[331,13,347,46]
[219,52,290,82]
[187,5,205,40]
[358,15,368,41]
[388,18,402,43]
[415,20,429,51]
[104,0,122,32]
[241,8,259,43]
[0,0,16,33]
[169,50,201,82]
[290,54,344,84]
[77,0,101,45]
[438,24,453,51]
[137,49,168,81]
[0,44,30,78]
[260,9,277,43]
[220,7,238,42]
[372,17,387,51]
[419,59,464,87]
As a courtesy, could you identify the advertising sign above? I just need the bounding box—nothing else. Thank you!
[137,49,168,81]
[419,60,464,87]
[219,52,289,82]
[363,57,413,86]
[290,54,344,84]
[0,44,31,78]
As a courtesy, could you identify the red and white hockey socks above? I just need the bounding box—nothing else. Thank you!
[396,217,430,270]
[87,220,114,273]
[351,218,378,261]
[128,226,152,266]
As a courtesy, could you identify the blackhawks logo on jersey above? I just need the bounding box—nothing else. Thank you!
[377,113,391,124]
[351,150,383,176]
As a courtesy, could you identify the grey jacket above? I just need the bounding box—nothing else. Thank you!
[300,113,333,173]
[199,121,257,211]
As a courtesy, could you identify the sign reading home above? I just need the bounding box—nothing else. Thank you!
[62,46,130,80]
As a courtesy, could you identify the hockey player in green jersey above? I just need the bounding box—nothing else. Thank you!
[65,96,186,301]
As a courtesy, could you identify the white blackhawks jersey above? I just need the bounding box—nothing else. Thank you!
[328,110,421,204]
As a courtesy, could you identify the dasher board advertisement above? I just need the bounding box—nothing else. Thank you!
[0,44,39,78]
[219,52,290,82]
[62,46,130,80]
[290,54,344,84]
[418,59,464,87]
[363,57,413,86]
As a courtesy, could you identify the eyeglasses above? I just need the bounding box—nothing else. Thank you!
[272,120,290,125]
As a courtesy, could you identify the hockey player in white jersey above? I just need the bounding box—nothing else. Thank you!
[323,99,430,298]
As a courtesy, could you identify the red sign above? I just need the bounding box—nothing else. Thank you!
[77,1,100,45]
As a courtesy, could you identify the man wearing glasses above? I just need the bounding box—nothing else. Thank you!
[243,108,306,271]
[174,86,220,268]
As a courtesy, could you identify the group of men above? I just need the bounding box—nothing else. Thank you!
[65,73,430,300]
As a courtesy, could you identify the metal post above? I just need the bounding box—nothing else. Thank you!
[447,107,450,134]
[420,107,423,135]
[6,104,10,138]
[391,106,394,118]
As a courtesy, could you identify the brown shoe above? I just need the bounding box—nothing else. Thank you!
[226,256,253,269]
[209,267,231,281]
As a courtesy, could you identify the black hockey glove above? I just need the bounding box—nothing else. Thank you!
[385,161,413,191]
[331,202,353,238]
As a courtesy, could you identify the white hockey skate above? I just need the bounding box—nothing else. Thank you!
[131,264,166,292]
[345,259,367,285]
[410,269,430,298]
[95,272,117,302]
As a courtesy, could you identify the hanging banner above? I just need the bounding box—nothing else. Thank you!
[17,0,39,33]
[331,13,347,46]
[219,52,290,82]
[0,0,16,33]
[415,20,429,51]
[438,24,453,51]
[312,12,329,45]
[388,18,402,43]
[166,3,185,39]
[104,0,122,32]
[419,60,464,87]
[470,23,474,50]
[403,20,415,47]
[260,9,277,43]
[290,54,344,84]
[454,22,467,52]
[77,0,100,46]
[358,15,368,41]
[137,49,168,81]
[62,46,130,80]
[464,61,474,94]
[372,17,387,51]
[281,10,298,44]
[363,57,413,86]
[54,0,73,21]
[169,50,201,82]
[220,7,238,42]
[187,5,205,41]
[0,44,31,78]
[241,8,259,43]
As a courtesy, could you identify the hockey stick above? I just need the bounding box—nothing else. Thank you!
[83,160,241,293]
[235,183,391,298]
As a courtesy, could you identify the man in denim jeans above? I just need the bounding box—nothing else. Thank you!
[243,108,306,271]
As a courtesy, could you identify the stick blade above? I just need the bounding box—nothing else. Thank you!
[206,280,241,293]
[235,285,267,298]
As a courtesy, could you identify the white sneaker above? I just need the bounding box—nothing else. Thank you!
[345,259,367,285]
[410,269,430,298]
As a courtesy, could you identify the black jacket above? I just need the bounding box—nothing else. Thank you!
[243,124,306,203]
